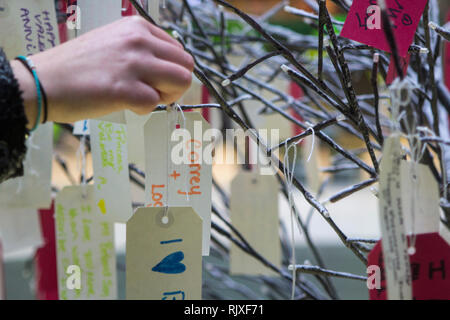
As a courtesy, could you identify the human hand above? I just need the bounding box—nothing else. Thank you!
[11,16,194,127]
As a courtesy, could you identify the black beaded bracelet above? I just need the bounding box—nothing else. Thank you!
[14,57,48,124]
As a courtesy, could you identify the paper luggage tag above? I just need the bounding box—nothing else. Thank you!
[144,111,213,256]
[0,241,4,300]
[229,171,281,276]
[0,0,60,58]
[125,110,151,168]
[369,161,450,299]
[35,202,59,300]
[126,206,202,300]
[77,0,122,35]
[386,53,410,85]
[340,0,427,57]
[0,206,43,256]
[89,120,133,223]
[55,186,117,300]
[180,76,203,106]
[376,134,412,299]
[0,123,53,209]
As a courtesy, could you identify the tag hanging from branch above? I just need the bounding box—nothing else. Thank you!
[126,206,202,300]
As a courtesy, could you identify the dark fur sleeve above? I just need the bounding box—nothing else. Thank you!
[0,48,29,183]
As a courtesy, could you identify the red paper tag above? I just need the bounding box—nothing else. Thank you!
[386,53,410,85]
[340,0,427,57]
[368,233,450,300]
[35,201,58,300]
[201,85,210,122]
[289,82,303,136]
[122,0,137,16]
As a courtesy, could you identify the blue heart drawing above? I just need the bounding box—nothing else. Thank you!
[151,251,186,274]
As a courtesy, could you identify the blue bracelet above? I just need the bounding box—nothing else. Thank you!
[16,55,42,132]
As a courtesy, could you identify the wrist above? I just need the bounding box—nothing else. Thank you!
[10,60,38,130]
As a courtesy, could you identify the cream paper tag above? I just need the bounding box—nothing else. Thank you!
[0,0,59,58]
[55,186,117,300]
[302,136,321,193]
[126,206,202,300]
[401,161,440,235]
[0,207,43,255]
[125,110,150,168]
[229,171,281,276]
[89,120,133,223]
[0,242,4,300]
[148,0,160,24]
[144,111,212,256]
[378,134,412,300]
[180,76,203,106]
[0,123,53,209]
[77,0,122,35]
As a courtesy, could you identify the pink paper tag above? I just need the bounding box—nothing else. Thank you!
[340,0,427,57]
[386,53,410,85]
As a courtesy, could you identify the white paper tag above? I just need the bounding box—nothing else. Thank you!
[229,171,281,276]
[125,110,151,168]
[73,120,90,135]
[144,111,212,256]
[126,206,202,300]
[378,134,412,300]
[148,0,160,24]
[0,207,43,255]
[55,186,117,300]
[77,0,122,35]
[180,76,203,106]
[0,0,60,58]
[0,123,53,209]
[89,120,133,223]
[401,161,440,235]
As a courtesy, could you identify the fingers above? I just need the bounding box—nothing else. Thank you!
[124,81,161,115]
[139,58,193,104]
[150,38,194,72]
[131,15,183,49]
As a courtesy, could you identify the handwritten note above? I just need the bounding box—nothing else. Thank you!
[89,120,133,223]
[55,186,117,300]
[144,111,212,256]
[229,171,281,276]
[0,0,59,58]
[126,207,202,300]
[377,134,412,299]
[340,0,428,57]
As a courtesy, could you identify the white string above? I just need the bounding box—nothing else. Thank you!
[284,139,298,300]
[283,128,315,300]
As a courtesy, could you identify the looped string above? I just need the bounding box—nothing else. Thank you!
[283,126,315,300]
